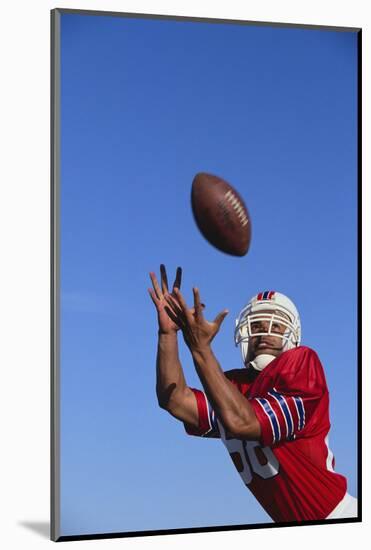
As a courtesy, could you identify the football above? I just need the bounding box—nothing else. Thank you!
[191,172,251,256]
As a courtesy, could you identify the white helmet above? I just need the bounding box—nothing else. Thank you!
[234,290,301,368]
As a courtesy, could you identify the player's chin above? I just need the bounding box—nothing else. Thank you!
[254,347,281,356]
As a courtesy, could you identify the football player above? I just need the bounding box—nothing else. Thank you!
[148,265,357,522]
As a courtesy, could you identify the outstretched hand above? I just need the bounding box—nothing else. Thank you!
[165,287,228,353]
[148,264,183,334]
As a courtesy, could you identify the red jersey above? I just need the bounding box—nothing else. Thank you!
[184,346,347,522]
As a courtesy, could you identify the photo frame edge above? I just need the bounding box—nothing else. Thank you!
[51,6,61,543]
[50,9,362,540]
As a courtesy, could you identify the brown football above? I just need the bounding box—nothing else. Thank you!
[191,172,251,256]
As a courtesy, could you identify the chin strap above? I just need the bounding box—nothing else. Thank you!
[249,354,276,372]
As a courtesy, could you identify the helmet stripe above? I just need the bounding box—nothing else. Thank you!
[258,290,276,301]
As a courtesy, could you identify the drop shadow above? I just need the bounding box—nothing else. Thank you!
[18,520,50,539]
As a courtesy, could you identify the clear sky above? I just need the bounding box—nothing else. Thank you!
[59,12,358,537]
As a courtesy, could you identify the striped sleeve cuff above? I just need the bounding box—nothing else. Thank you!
[250,389,306,446]
[184,388,219,437]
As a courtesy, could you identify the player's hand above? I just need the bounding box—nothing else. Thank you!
[148,264,183,334]
[165,287,228,352]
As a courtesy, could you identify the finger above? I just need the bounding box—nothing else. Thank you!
[173,287,194,324]
[148,288,160,307]
[149,271,163,300]
[165,291,181,311]
[165,293,184,319]
[172,287,188,312]
[190,304,205,314]
[160,264,169,294]
[193,287,204,319]
[166,297,188,329]
[164,305,185,328]
[214,309,229,329]
[173,266,182,290]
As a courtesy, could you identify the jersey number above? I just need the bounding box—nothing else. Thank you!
[220,427,279,485]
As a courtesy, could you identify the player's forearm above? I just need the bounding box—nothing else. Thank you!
[156,331,188,409]
[191,345,259,438]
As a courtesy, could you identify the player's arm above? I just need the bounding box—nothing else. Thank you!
[166,287,261,440]
[191,345,261,439]
[155,331,198,426]
[149,265,198,428]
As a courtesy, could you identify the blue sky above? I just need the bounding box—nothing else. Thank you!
[59,12,358,536]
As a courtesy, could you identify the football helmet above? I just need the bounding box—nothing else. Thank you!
[234,290,301,368]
